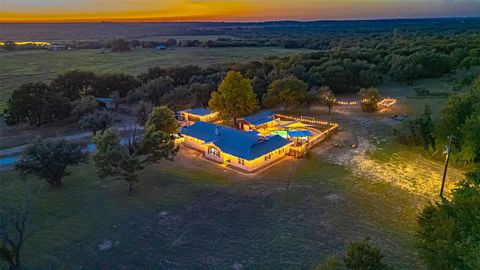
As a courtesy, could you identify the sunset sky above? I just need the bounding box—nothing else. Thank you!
[1,0,479,23]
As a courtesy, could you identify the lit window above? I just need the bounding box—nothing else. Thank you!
[208,147,220,157]
[238,158,245,165]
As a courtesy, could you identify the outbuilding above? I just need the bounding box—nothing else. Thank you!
[238,111,278,131]
[178,108,218,122]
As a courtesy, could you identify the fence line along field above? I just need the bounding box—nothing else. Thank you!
[0,47,311,111]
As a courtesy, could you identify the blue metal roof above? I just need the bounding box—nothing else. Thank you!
[287,130,314,137]
[180,107,214,116]
[95,97,113,104]
[242,111,275,126]
[181,122,291,160]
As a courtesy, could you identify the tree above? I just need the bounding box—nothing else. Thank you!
[140,126,178,163]
[317,86,336,114]
[263,76,308,111]
[135,102,153,126]
[190,83,214,106]
[92,128,142,193]
[315,58,378,93]
[140,106,179,163]
[358,87,381,112]
[208,71,259,124]
[135,76,175,105]
[109,91,121,110]
[0,196,31,270]
[71,95,98,119]
[306,90,318,111]
[416,170,480,270]
[15,138,87,186]
[145,106,179,134]
[252,76,270,100]
[165,38,177,46]
[281,39,299,49]
[458,106,480,163]
[2,41,16,51]
[394,104,436,150]
[79,110,116,135]
[93,107,178,193]
[137,66,169,83]
[437,78,480,163]
[137,65,201,85]
[313,256,342,270]
[50,70,96,101]
[111,39,130,52]
[92,73,141,97]
[344,238,387,270]
[167,65,202,85]
[388,55,422,85]
[130,40,141,48]
[161,85,196,111]
[4,82,70,126]
[418,104,436,150]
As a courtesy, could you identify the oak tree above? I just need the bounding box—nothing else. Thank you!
[16,138,87,186]
[208,71,259,124]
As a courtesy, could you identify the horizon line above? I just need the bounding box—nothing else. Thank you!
[1,15,478,24]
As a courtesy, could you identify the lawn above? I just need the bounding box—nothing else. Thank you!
[0,47,311,111]
[0,147,424,269]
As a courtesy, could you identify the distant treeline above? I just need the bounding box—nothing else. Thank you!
[1,18,479,41]
[4,29,479,127]
[2,18,479,51]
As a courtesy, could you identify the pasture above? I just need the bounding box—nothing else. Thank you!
[0,47,311,110]
[0,149,423,269]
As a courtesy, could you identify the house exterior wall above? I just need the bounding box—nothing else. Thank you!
[183,135,205,151]
[200,113,218,122]
[238,120,250,131]
[183,113,201,122]
[220,144,291,172]
[183,112,218,122]
[255,120,278,130]
[204,144,224,163]
[238,118,278,131]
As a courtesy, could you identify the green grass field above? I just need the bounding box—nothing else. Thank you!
[0,47,311,111]
[0,149,423,269]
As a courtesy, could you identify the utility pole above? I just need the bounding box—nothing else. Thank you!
[440,135,453,198]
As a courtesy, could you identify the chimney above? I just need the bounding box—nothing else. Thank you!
[215,126,220,136]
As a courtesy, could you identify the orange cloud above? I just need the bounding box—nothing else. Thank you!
[1,0,479,23]
[0,0,256,22]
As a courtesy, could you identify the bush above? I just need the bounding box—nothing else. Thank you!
[344,238,387,270]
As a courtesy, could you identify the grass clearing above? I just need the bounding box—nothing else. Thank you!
[0,47,311,111]
[0,161,231,268]
[1,148,424,269]
[377,78,454,119]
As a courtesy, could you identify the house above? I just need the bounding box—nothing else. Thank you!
[238,111,278,131]
[377,98,397,111]
[178,108,218,122]
[181,122,292,172]
[95,97,115,110]
[49,44,67,51]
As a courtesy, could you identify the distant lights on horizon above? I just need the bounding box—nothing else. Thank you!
[0,41,51,46]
